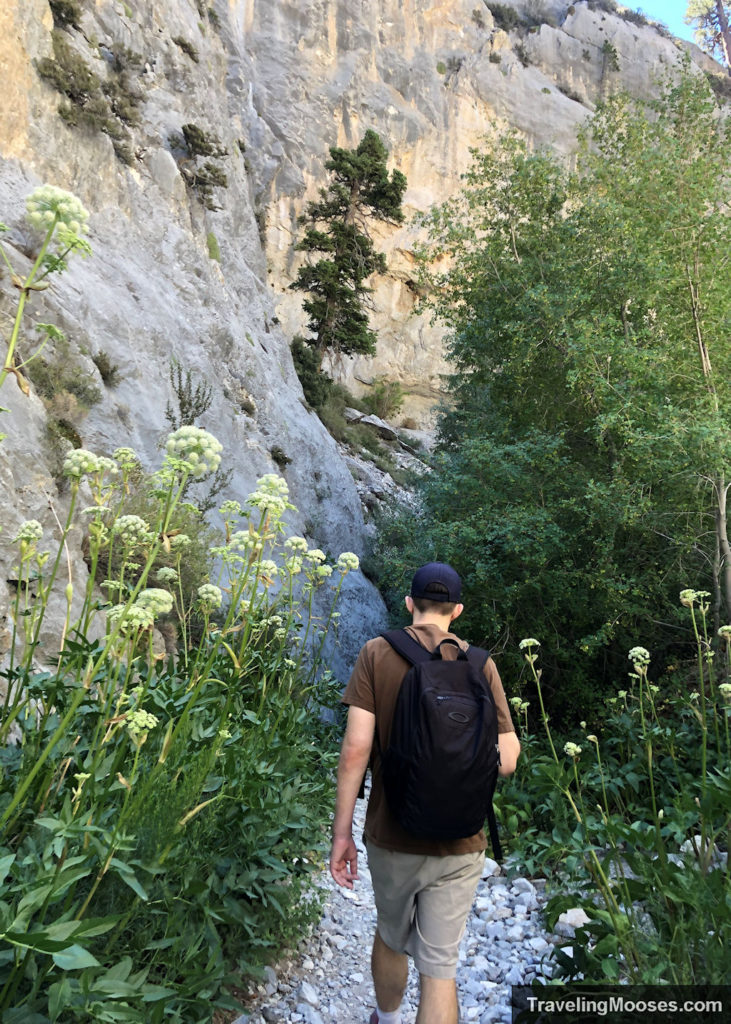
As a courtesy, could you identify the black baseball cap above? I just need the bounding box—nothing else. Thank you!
[410,562,462,603]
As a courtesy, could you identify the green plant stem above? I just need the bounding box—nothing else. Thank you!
[0,216,58,393]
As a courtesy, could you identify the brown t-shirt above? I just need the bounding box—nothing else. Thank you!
[342,622,515,856]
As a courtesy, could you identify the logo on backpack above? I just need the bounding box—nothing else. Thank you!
[378,630,502,858]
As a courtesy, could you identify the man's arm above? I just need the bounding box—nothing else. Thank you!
[497,730,520,776]
[329,705,376,889]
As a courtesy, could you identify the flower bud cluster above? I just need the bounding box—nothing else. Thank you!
[14,520,43,546]
[165,426,223,479]
[63,449,102,479]
[156,567,179,584]
[337,552,360,573]
[284,536,308,554]
[564,741,582,758]
[246,474,292,519]
[113,447,138,469]
[198,584,223,609]
[126,709,159,742]
[112,515,153,548]
[26,184,89,236]
[137,588,174,616]
[107,603,155,633]
[628,646,650,667]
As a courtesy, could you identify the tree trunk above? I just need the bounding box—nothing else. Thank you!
[716,0,731,73]
[715,475,731,621]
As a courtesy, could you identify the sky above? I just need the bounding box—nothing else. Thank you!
[624,1,697,44]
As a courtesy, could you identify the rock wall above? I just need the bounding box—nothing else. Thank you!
[0,0,722,666]
[237,0,720,421]
[0,0,388,668]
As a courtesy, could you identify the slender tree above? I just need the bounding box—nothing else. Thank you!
[685,0,731,71]
[290,130,406,366]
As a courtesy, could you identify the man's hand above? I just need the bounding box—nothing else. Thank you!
[329,834,359,889]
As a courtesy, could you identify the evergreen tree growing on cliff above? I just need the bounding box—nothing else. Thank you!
[685,0,731,71]
[290,130,406,370]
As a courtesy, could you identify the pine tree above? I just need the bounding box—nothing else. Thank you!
[685,0,731,71]
[291,130,406,366]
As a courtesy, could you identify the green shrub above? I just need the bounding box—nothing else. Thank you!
[436,60,447,74]
[49,0,82,29]
[291,335,334,410]
[602,38,620,71]
[206,230,221,261]
[271,445,292,469]
[503,599,731,983]
[36,31,139,164]
[489,50,502,63]
[172,35,200,62]
[489,2,521,32]
[362,378,404,420]
[514,41,531,66]
[92,350,121,387]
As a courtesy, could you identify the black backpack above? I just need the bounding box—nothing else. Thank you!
[377,629,502,859]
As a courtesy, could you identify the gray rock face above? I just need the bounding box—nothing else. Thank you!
[0,0,722,669]
[0,0,386,670]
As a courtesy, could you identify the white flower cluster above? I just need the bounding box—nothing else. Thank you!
[26,184,89,235]
[314,564,333,581]
[63,448,102,479]
[564,741,582,758]
[14,520,43,546]
[229,530,260,553]
[284,536,308,554]
[337,552,360,573]
[220,500,242,520]
[305,548,326,563]
[107,603,155,633]
[169,533,191,551]
[112,515,153,548]
[137,588,174,616]
[156,567,179,584]
[628,646,650,667]
[718,683,731,700]
[258,559,278,578]
[113,447,138,469]
[165,426,223,479]
[717,625,731,639]
[126,708,159,742]
[519,638,540,650]
[247,474,291,518]
[198,584,223,609]
[283,556,303,575]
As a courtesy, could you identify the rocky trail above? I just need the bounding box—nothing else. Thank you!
[234,796,572,1024]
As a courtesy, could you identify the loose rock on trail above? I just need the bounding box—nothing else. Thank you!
[237,795,562,1024]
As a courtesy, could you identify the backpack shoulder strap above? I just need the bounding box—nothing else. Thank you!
[380,629,432,666]
[465,645,490,674]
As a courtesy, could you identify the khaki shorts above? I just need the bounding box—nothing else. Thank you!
[366,843,484,980]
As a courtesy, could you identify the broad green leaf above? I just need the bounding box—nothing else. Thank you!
[51,943,100,970]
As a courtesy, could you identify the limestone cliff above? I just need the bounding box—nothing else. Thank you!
[0,1,722,666]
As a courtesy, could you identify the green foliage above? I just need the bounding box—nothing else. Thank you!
[502,604,731,983]
[685,1,731,68]
[0,262,362,1021]
[36,31,140,163]
[172,127,229,209]
[436,60,447,74]
[270,445,292,469]
[49,0,82,30]
[382,71,731,723]
[172,35,200,63]
[206,230,221,261]
[488,3,521,32]
[489,51,502,63]
[92,350,121,387]
[181,122,227,159]
[291,335,334,410]
[601,38,620,72]
[164,361,232,515]
[290,129,406,365]
[362,378,404,420]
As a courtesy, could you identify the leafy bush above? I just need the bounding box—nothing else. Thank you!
[206,230,221,261]
[291,335,334,410]
[0,188,363,1017]
[502,596,731,983]
[489,3,521,32]
[172,36,199,63]
[91,350,121,387]
[49,0,82,30]
[362,378,404,420]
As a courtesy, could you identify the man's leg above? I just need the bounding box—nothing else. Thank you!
[416,975,458,1024]
[371,929,408,1012]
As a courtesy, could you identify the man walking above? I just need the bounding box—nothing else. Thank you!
[330,562,520,1024]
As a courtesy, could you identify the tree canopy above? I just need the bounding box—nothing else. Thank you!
[685,1,731,70]
[374,69,731,719]
[290,129,406,367]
